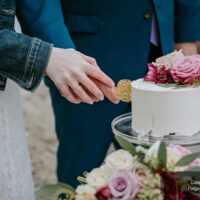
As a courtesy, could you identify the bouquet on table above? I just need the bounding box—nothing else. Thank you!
[37,136,200,200]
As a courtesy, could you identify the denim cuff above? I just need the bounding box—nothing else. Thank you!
[22,38,53,91]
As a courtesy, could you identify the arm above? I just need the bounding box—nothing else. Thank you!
[17,0,119,103]
[0,29,52,91]
[0,29,118,104]
[16,0,74,48]
[174,0,200,55]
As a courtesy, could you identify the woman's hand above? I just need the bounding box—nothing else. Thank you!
[46,48,119,104]
[81,53,120,104]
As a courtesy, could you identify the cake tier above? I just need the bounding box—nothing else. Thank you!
[131,79,200,137]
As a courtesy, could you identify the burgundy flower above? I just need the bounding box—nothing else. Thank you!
[182,190,200,200]
[171,55,200,85]
[157,66,173,84]
[144,64,174,84]
[144,63,158,83]
[96,187,111,200]
[154,168,182,200]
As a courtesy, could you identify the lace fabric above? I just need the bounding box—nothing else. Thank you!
[0,80,35,200]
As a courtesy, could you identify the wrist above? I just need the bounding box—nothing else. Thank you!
[175,42,198,55]
[45,47,58,77]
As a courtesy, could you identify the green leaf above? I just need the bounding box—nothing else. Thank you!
[35,183,75,199]
[176,152,200,167]
[157,141,167,168]
[77,176,87,184]
[184,167,200,172]
[180,167,200,178]
[83,171,88,177]
[115,135,136,156]
[56,183,75,191]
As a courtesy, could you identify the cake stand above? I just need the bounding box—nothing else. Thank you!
[111,113,200,151]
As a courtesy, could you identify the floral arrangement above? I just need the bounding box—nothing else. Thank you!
[144,50,200,86]
[36,136,200,200]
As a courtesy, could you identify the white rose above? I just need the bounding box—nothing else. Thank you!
[86,165,111,189]
[155,50,184,68]
[144,141,186,170]
[167,147,188,171]
[105,149,134,170]
[99,164,114,174]
[144,141,161,164]
[136,145,148,154]
[75,185,97,200]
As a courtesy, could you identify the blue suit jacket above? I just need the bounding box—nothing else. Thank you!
[17,0,200,82]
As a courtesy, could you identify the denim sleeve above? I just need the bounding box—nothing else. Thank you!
[0,29,52,91]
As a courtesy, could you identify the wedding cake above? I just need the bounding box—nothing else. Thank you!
[131,51,200,137]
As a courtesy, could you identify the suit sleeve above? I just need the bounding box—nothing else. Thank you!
[16,0,75,48]
[175,0,200,43]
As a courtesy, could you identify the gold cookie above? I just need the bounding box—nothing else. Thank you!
[115,79,132,103]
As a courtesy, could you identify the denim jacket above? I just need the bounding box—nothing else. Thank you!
[0,0,52,91]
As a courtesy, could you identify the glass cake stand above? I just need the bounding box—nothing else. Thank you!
[111,113,200,150]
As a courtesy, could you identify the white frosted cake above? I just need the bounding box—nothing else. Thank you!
[131,51,200,137]
[131,79,200,137]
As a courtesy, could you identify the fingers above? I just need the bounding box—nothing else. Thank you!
[49,49,117,104]
[57,76,119,104]
[69,82,94,104]
[92,79,120,104]
[58,85,81,104]
[86,64,115,88]
[80,75,104,101]
[79,52,115,87]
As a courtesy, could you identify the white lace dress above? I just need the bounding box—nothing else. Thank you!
[0,80,35,200]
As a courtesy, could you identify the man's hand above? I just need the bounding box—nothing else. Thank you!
[175,42,198,55]
[81,53,120,104]
[46,48,119,104]
[92,79,120,104]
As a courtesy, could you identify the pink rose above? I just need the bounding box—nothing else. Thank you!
[108,170,140,200]
[168,144,200,168]
[96,187,111,200]
[168,144,191,156]
[144,63,158,83]
[171,55,200,84]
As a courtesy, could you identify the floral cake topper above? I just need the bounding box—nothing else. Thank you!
[144,50,200,86]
